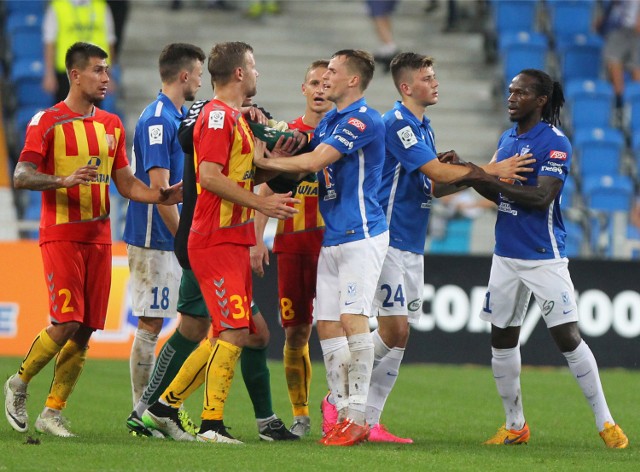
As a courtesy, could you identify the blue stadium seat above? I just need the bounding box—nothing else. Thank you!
[4,0,46,15]
[556,34,603,82]
[5,11,43,35]
[428,219,472,254]
[501,32,548,89]
[546,0,596,44]
[583,175,634,212]
[565,79,614,131]
[15,81,53,108]
[492,0,539,36]
[623,81,640,132]
[10,58,45,82]
[573,127,625,179]
[10,30,44,61]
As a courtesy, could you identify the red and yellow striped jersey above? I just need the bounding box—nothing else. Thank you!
[19,102,129,244]
[273,116,324,255]
[189,99,256,248]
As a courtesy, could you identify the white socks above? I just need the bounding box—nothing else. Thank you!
[366,329,404,426]
[563,340,614,431]
[346,333,374,424]
[491,345,525,431]
[130,328,159,407]
[320,336,350,417]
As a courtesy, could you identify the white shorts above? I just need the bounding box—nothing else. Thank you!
[479,255,579,329]
[127,245,181,319]
[315,231,389,322]
[372,246,423,323]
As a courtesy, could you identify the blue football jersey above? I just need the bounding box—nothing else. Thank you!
[380,101,436,254]
[123,92,186,250]
[310,97,387,246]
[494,121,572,260]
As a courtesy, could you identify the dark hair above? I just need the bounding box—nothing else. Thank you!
[519,69,565,126]
[390,52,434,94]
[65,42,108,72]
[208,41,253,86]
[305,59,329,81]
[159,43,205,83]
[331,49,375,91]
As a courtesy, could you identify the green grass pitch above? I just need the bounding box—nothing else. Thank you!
[0,357,637,471]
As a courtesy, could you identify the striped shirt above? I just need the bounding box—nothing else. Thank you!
[19,101,129,244]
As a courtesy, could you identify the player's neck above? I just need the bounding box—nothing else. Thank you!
[402,99,427,121]
[162,85,186,112]
[64,93,95,116]
[213,87,244,110]
[302,110,323,128]
[516,115,541,135]
[334,91,363,112]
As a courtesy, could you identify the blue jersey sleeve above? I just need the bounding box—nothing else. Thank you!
[324,112,377,155]
[538,132,571,182]
[140,115,176,172]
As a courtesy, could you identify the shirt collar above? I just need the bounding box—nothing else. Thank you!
[393,100,430,128]
[157,91,186,119]
[334,97,368,117]
[509,120,549,139]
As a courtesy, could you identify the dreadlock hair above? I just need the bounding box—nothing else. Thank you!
[519,69,565,127]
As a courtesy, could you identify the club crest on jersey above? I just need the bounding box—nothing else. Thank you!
[149,124,163,145]
[398,125,418,149]
[106,134,116,151]
[520,145,531,155]
[208,110,225,129]
[348,117,366,131]
[550,150,567,160]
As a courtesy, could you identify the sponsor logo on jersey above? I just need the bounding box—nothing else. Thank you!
[296,184,318,196]
[541,164,563,175]
[408,299,422,312]
[348,117,366,131]
[335,135,353,150]
[342,128,358,139]
[398,125,418,149]
[208,110,225,129]
[550,150,567,160]
[242,169,255,180]
[149,124,163,145]
[497,202,518,215]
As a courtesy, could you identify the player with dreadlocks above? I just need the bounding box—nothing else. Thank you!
[458,69,629,449]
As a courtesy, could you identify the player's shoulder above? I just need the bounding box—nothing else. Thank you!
[201,100,242,127]
[542,123,571,150]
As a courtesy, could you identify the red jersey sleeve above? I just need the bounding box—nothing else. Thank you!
[197,105,237,167]
[19,110,50,167]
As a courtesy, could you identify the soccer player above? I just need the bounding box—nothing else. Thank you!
[3,42,182,437]
[123,42,205,415]
[130,98,299,442]
[251,59,332,437]
[142,41,298,444]
[365,52,535,444]
[253,49,387,447]
[460,69,629,448]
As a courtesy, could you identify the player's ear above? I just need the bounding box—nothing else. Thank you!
[537,95,548,108]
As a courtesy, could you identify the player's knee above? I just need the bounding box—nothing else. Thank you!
[178,315,210,342]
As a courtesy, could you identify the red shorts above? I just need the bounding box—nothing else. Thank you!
[40,241,111,330]
[277,252,318,327]
[190,243,255,337]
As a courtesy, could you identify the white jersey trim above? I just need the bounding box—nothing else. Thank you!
[385,162,402,225]
[547,199,560,258]
[357,148,370,238]
[144,204,154,247]
[154,101,164,117]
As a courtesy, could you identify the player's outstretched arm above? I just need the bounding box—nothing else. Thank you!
[483,152,534,181]
[112,165,183,205]
[14,161,99,191]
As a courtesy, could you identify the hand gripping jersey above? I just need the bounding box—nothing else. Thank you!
[19,101,129,244]
[188,99,256,249]
[380,101,436,254]
[123,92,186,250]
[271,116,324,255]
[309,97,387,246]
[493,121,572,260]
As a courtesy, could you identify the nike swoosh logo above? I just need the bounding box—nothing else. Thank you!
[6,408,26,430]
[386,372,398,377]
[136,362,155,367]
[503,432,527,444]
[344,301,356,306]
[563,310,573,315]
[576,370,592,378]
